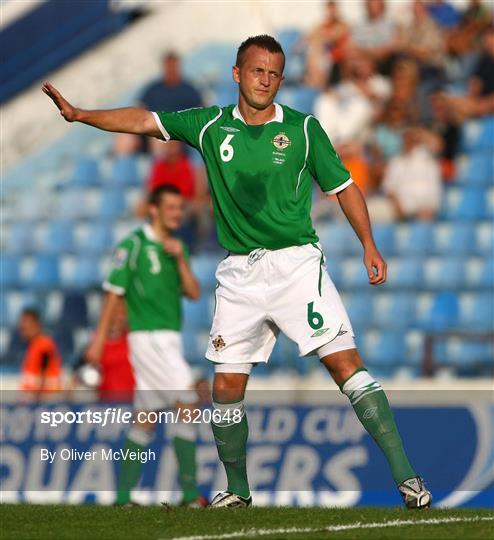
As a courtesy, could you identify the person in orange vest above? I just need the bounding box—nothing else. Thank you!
[19,308,62,394]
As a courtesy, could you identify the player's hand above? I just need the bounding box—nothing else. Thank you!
[85,340,103,366]
[163,238,183,259]
[42,82,79,122]
[364,245,387,286]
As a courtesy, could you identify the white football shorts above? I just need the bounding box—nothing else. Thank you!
[206,243,355,365]
[128,330,195,411]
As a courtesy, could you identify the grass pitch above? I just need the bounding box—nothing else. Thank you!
[0,505,492,540]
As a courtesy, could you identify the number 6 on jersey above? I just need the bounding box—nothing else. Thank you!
[220,134,235,162]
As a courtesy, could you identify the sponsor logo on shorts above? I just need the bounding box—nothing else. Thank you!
[311,328,330,338]
[212,335,226,351]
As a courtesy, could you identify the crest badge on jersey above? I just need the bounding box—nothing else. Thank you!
[272,132,291,150]
[113,248,128,269]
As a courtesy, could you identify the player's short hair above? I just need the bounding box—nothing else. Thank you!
[148,184,182,206]
[161,50,179,63]
[21,308,40,322]
[236,35,285,71]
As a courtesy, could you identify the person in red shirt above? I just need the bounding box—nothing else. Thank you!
[19,309,62,394]
[97,299,135,402]
[82,298,135,401]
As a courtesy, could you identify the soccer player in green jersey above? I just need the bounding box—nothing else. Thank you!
[85,185,206,507]
[43,34,431,509]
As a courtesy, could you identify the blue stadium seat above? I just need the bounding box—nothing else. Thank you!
[60,292,89,328]
[420,292,459,332]
[319,222,360,256]
[345,294,374,332]
[373,293,416,329]
[387,257,424,288]
[277,29,302,56]
[461,116,494,152]
[425,258,465,289]
[434,223,476,256]
[64,256,102,290]
[41,221,74,254]
[341,259,370,288]
[98,189,127,219]
[213,82,238,107]
[52,325,74,361]
[55,189,91,220]
[396,222,434,255]
[191,255,220,290]
[444,187,487,220]
[24,255,60,289]
[77,223,114,255]
[363,330,406,365]
[277,87,318,115]
[372,224,395,256]
[110,156,139,187]
[71,157,101,187]
[17,191,52,221]
[477,257,493,288]
[460,294,494,331]
[183,296,212,330]
[183,43,235,87]
[456,152,494,186]
[5,222,35,254]
[3,328,26,367]
[0,296,8,328]
[277,29,305,82]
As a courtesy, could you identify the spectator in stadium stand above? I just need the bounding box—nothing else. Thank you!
[350,0,397,69]
[314,53,391,195]
[303,0,350,88]
[369,99,410,188]
[89,298,135,403]
[395,1,447,79]
[372,127,443,222]
[447,0,492,61]
[18,308,62,395]
[114,51,203,155]
[424,90,461,181]
[445,25,494,118]
[427,0,461,30]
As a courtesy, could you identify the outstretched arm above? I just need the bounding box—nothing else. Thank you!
[42,82,161,137]
[336,183,387,285]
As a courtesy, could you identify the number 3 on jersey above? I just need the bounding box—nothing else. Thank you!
[220,134,235,162]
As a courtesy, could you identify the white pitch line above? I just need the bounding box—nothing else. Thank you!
[165,515,494,540]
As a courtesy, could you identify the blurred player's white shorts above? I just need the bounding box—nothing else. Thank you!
[206,243,355,365]
[128,330,195,411]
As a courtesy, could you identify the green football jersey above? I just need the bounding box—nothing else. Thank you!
[103,225,187,332]
[153,103,351,254]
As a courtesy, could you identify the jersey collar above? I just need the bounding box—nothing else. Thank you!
[143,224,161,243]
[232,102,283,125]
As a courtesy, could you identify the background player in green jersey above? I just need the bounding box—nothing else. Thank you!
[43,34,431,510]
[85,185,206,507]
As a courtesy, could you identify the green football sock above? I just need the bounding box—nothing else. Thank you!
[211,400,250,498]
[173,436,199,502]
[342,369,416,485]
[116,429,152,504]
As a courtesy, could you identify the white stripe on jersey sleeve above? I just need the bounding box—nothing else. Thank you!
[102,282,125,295]
[151,112,171,141]
[199,108,223,153]
[295,114,312,195]
[325,177,354,196]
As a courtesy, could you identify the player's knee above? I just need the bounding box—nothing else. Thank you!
[320,348,363,387]
[213,373,248,403]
